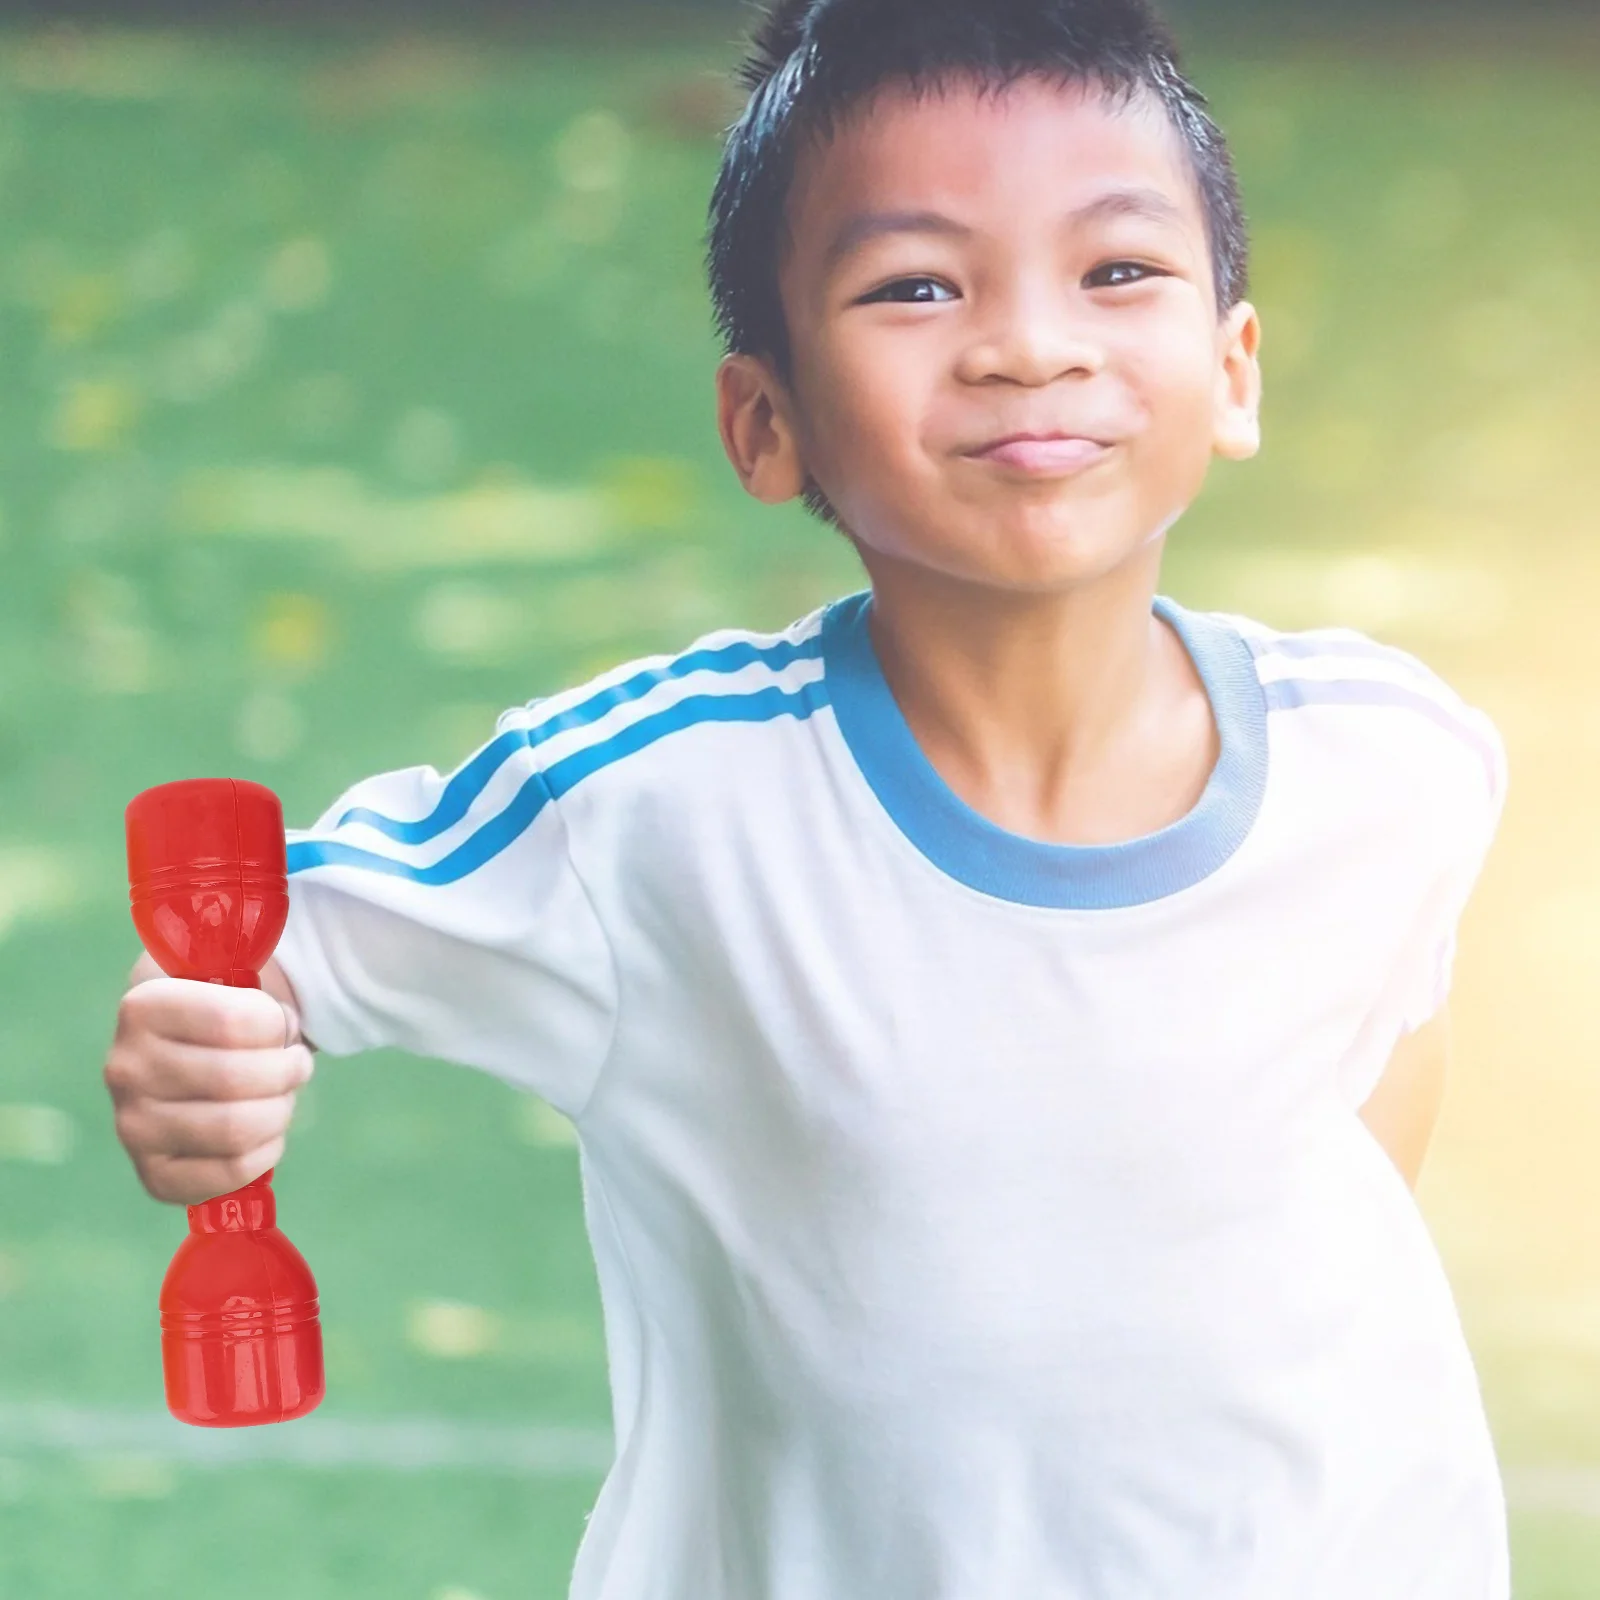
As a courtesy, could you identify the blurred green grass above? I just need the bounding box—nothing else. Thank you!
[0,19,1596,1599]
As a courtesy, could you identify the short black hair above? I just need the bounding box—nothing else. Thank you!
[705,0,1251,532]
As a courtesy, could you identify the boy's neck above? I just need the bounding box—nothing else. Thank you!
[858,545,1219,848]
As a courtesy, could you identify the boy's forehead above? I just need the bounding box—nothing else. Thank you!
[785,76,1203,270]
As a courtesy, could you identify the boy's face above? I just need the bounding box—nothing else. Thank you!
[716,73,1262,597]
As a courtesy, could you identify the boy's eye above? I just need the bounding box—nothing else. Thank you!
[859,276,954,305]
[858,261,1168,305]
[1088,261,1164,288]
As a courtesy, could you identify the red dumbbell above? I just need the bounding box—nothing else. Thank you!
[125,778,325,1428]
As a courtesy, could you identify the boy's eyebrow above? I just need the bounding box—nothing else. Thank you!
[820,185,1189,276]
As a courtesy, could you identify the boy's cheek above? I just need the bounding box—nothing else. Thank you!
[1113,419,1218,528]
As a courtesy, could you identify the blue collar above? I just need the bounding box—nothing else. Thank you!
[819,589,1268,909]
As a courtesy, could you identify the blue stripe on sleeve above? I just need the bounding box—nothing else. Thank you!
[287,677,829,884]
[1262,677,1498,789]
[543,679,827,801]
[287,767,556,884]
[1243,629,1437,682]
[332,633,824,846]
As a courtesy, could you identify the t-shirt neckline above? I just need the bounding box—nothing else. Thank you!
[819,588,1269,910]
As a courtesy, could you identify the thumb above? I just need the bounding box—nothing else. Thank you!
[274,992,305,1052]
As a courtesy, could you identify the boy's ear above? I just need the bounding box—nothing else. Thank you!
[1212,300,1263,462]
[716,354,810,504]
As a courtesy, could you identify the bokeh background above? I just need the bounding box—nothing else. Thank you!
[0,1,1595,1595]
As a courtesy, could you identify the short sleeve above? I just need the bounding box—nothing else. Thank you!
[272,710,619,1118]
[1394,706,1509,1038]
[1336,702,1508,1110]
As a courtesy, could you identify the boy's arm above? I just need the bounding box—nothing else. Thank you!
[1356,1005,1451,1192]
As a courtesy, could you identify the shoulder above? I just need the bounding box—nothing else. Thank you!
[496,602,833,805]
[1204,605,1508,831]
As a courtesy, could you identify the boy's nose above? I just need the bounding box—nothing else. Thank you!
[960,285,1107,387]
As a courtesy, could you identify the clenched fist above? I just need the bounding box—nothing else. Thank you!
[105,953,316,1205]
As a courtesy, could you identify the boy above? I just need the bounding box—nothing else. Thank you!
[105,0,1510,1594]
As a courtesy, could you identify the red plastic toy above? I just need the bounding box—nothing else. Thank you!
[125,777,325,1428]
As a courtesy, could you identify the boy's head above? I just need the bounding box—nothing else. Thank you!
[707,0,1263,600]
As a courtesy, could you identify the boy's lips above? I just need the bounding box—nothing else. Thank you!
[965,435,1114,476]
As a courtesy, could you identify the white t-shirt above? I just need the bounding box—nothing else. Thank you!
[275,588,1510,1600]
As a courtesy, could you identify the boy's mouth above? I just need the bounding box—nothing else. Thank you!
[965,436,1113,476]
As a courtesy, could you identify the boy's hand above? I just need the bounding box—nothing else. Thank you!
[105,953,315,1206]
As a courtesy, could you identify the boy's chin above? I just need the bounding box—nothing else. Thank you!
[863,525,1161,599]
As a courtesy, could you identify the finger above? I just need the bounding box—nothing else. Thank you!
[127,951,166,987]
[276,994,302,1052]
[105,1040,314,1106]
[116,1093,298,1164]
[117,978,297,1052]
[136,1139,285,1208]
[260,961,307,1052]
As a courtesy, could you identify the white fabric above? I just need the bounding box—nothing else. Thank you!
[275,592,1510,1600]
